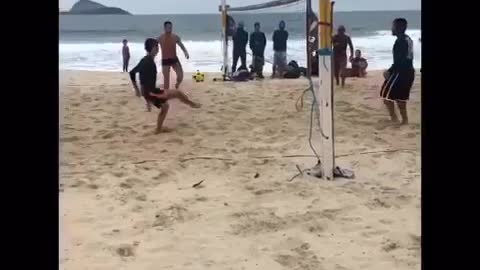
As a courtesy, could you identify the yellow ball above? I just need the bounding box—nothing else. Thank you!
[193,71,205,82]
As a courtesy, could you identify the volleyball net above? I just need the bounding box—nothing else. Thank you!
[219,0,319,78]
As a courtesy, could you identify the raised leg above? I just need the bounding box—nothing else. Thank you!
[167,90,201,108]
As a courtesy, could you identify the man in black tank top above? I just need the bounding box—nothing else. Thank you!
[380,18,415,125]
[130,38,201,134]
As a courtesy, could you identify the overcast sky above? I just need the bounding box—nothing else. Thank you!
[60,0,421,14]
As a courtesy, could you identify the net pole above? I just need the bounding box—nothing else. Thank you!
[221,0,228,80]
[318,0,334,180]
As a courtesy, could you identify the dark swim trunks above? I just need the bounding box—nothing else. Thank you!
[162,57,179,66]
[145,88,168,108]
[380,70,415,101]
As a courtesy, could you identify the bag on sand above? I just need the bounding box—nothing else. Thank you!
[231,69,251,82]
[283,60,301,79]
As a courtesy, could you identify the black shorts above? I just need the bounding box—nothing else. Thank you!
[380,70,415,101]
[145,88,167,108]
[162,57,179,66]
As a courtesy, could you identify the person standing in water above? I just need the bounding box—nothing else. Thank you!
[122,39,130,72]
[272,20,289,78]
[249,22,267,79]
[158,21,190,90]
[232,21,249,73]
[332,25,354,87]
[380,18,415,125]
[129,38,201,133]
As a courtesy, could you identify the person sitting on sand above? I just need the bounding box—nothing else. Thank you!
[341,49,368,79]
[129,38,201,134]
[380,18,415,126]
[122,39,130,72]
[158,21,190,90]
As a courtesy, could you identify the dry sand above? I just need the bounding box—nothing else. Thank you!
[60,70,421,270]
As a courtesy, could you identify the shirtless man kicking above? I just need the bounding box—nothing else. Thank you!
[158,21,190,90]
[129,38,201,134]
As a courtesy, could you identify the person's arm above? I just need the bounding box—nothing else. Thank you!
[176,35,189,59]
[129,59,143,97]
[262,33,267,48]
[348,36,354,61]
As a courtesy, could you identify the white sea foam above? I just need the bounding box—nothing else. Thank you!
[59,30,421,72]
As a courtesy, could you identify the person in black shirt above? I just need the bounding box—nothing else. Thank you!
[380,18,415,125]
[272,20,289,78]
[130,38,201,134]
[232,21,249,73]
[249,22,267,79]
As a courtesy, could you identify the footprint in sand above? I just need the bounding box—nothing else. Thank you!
[230,209,287,236]
[274,242,323,270]
[115,244,136,257]
[365,198,391,209]
[60,136,82,143]
[382,239,401,252]
[165,138,184,144]
[253,189,275,196]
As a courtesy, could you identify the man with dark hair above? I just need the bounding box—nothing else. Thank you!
[130,38,201,134]
[122,39,130,72]
[272,20,289,78]
[249,22,266,79]
[380,18,415,125]
[158,21,190,90]
[333,25,354,87]
[232,21,249,73]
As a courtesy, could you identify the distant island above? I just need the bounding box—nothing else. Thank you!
[60,0,131,15]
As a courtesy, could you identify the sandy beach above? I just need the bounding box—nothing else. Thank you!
[60,70,421,270]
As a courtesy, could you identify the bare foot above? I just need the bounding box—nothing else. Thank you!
[154,127,173,134]
[175,82,181,89]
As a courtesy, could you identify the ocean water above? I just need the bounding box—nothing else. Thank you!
[59,11,421,72]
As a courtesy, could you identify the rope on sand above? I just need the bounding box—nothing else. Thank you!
[150,148,418,164]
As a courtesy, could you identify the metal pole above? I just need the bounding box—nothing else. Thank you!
[221,0,228,80]
[306,0,311,76]
[318,0,334,180]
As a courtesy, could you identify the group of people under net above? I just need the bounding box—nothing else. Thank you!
[230,20,290,79]
[229,20,369,84]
